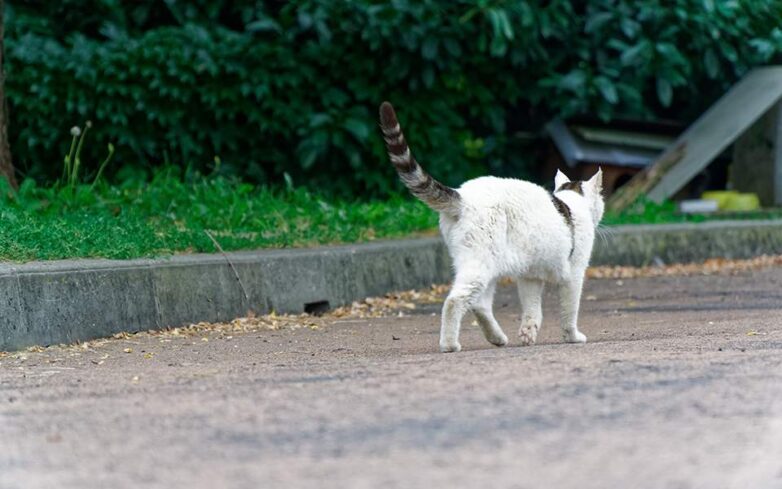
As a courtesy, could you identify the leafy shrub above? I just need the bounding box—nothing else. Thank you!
[5,0,782,196]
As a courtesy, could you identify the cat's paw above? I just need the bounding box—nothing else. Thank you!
[563,330,587,344]
[518,322,539,346]
[440,340,462,353]
[488,331,508,347]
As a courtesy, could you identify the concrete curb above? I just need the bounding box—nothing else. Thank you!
[1,239,452,351]
[591,219,782,266]
[2,219,781,350]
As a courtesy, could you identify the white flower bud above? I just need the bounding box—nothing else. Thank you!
[70,126,81,137]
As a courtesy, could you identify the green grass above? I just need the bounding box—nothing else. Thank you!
[0,170,438,262]
[3,173,781,263]
[603,197,782,226]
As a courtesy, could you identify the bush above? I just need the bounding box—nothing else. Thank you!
[5,1,782,196]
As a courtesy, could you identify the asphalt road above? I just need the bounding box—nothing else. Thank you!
[2,268,782,489]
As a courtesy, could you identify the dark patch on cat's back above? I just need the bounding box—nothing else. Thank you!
[551,196,573,228]
[551,195,575,257]
[557,181,583,195]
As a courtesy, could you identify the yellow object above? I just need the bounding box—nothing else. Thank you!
[701,191,738,209]
[724,193,760,211]
[701,191,760,211]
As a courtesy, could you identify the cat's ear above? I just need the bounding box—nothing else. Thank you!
[588,167,603,192]
[554,169,570,189]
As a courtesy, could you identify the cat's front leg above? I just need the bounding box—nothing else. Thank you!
[517,278,544,346]
[440,294,465,352]
[558,274,587,344]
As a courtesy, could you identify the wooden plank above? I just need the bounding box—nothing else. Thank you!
[648,67,782,201]
[606,143,686,212]
[608,66,782,211]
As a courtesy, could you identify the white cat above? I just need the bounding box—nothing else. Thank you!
[379,102,604,352]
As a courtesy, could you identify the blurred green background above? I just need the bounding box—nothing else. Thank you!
[6,0,782,197]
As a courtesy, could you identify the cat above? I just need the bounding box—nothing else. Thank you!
[379,101,604,353]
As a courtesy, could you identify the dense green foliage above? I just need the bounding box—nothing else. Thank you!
[5,1,782,196]
[0,169,438,261]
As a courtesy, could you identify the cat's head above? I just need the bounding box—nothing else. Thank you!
[554,168,604,226]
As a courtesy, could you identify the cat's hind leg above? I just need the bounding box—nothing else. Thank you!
[558,273,587,344]
[471,280,508,347]
[440,273,489,353]
[517,278,544,346]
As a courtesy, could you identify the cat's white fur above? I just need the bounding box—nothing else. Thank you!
[378,101,604,353]
[437,169,604,352]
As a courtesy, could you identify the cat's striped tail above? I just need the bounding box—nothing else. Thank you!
[379,102,461,216]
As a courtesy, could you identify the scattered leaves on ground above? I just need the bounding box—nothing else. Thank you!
[2,257,780,359]
[587,255,782,279]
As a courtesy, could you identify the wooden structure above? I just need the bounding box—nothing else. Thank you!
[545,118,679,196]
[609,66,782,212]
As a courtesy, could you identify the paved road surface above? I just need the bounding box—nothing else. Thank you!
[2,268,782,489]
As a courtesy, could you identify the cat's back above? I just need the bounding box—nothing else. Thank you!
[456,176,549,208]
[444,175,570,276]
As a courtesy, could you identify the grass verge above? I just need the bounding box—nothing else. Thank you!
[0,171,437,262]
[2,173,781,262]
[602,197,782,225]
